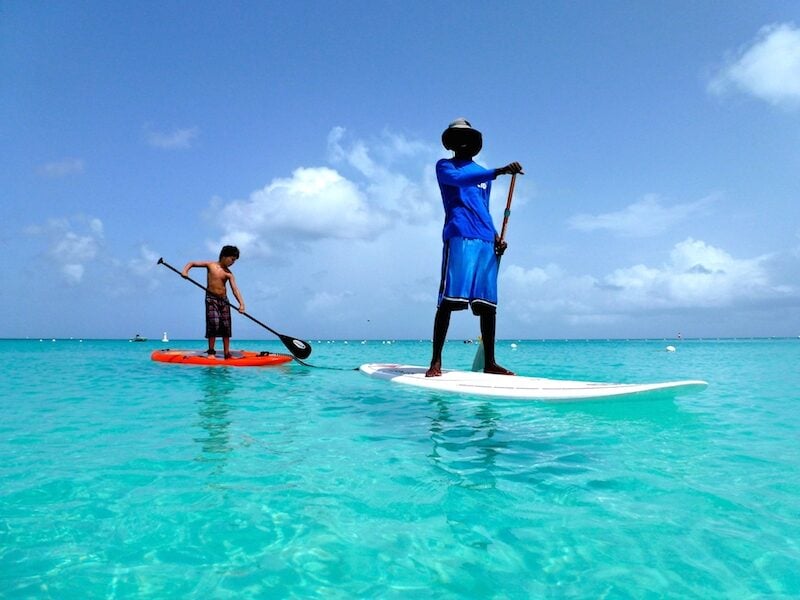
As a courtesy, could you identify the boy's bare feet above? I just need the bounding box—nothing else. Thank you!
[484,363,515,376]
[425,361,442,377]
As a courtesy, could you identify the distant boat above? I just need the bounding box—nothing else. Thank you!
[131,334,147,342]
[161,332,169,343]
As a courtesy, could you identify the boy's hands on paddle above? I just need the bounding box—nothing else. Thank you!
[495,236,508,256]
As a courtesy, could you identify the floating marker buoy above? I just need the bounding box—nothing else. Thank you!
[666,345,676,352]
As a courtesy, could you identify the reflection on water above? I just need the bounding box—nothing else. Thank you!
[195,368,235,467]
[428,396,506,490]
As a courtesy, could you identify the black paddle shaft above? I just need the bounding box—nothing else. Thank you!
[157,258,312,359]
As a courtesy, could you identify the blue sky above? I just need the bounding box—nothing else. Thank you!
[3,1,800,341]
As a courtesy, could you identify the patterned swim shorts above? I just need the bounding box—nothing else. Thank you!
[205,293,232,338]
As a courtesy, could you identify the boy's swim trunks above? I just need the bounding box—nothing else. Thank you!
[205,293,232,338]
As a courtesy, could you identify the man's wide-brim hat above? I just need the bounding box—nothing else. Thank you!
[442,117,482,151]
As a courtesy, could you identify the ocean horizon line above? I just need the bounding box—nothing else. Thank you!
[4,336,799,343]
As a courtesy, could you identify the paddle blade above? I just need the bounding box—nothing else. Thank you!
[280,335,312,359]
[471,337,485,372]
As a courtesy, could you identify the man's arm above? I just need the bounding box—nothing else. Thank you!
[436,160,497,187]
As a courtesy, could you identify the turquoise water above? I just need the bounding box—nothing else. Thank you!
[1,338,799,598]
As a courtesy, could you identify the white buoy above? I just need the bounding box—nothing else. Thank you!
[510,343,518,349]
[666,345,676,352]
[161,332,169,343]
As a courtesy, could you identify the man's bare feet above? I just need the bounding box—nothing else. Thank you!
[484,363,515,376]
[425,361,442,377]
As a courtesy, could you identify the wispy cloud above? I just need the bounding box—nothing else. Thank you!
[26,216,104,284]
[145,126,200,149]
[128,244,160,277]
[709,22,800,109]
[37,158,85,177]
[568,194,715,237]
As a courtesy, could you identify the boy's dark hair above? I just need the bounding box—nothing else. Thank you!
[219,245,240,260]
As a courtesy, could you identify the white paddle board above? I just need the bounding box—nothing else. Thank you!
[359,363,707,402]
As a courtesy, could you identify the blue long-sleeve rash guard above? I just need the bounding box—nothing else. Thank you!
[436,158,498,242]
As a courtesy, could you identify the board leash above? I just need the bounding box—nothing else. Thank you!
[291,356,360,371]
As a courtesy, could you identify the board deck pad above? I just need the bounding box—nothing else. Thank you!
[359,363,707,402]
[152,349,293,367]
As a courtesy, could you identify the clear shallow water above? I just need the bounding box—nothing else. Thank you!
[1,338,799,598]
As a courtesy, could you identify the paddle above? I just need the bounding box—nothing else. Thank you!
[473,172,518,372]
[498,172,517,244]
[157,258,312,360]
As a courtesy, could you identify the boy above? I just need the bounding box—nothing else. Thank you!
[182,245,246,359]
[426,118,523,377]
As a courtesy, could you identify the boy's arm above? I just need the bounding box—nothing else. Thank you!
[228,274,246,313]
[181,261,209,278]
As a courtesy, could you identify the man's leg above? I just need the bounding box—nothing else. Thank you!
[479,311,514,375]
[426,305,452,377]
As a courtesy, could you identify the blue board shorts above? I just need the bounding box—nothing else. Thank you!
[437,237,498,314]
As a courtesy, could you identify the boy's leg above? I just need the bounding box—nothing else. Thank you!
[426,305,452,377]
[223,337,231,359]
[207,337,217,355]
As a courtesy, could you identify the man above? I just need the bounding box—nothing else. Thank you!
[426,118,523,377]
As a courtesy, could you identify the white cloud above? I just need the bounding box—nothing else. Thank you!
[37,158,84,177]
[27,217,104,284]
[52,231,99,263]
[88,218,104,236]
[212,128,439,257]
[568,194,714,237]
[502,238,791,324]
[709,22,800,108]
[215,166,381,257]
[145,126,200,149]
